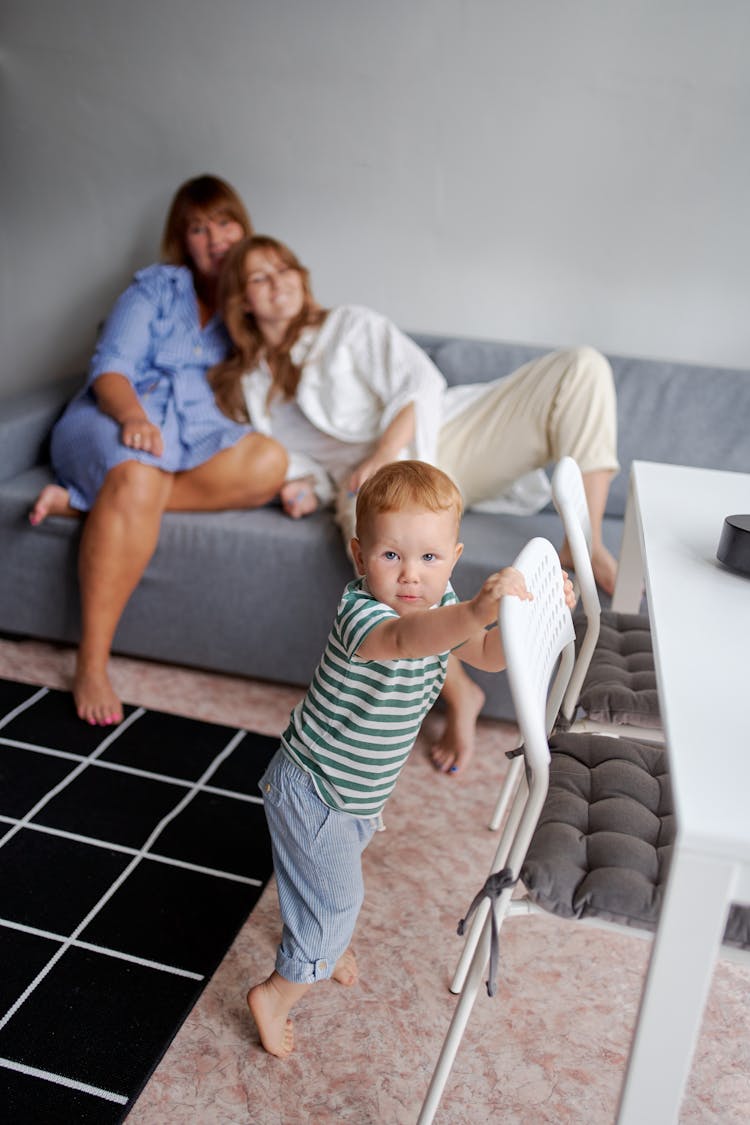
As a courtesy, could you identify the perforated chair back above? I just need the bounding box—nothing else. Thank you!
[500,536,576,767]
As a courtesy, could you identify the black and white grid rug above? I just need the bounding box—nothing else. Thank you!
[0,677,278,1123]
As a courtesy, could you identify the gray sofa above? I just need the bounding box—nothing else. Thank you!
[2,336,749,720]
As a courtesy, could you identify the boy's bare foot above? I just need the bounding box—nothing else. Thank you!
[429,678,485,776]
[74,662,123,726]
[332,947,358,987]
[280,477,318,520]
[29,484,76,526]
[247,978,298,1059]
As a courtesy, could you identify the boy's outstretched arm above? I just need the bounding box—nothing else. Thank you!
[356,567,532,664]
[456,567,577,672]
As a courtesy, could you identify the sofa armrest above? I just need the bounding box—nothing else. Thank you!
[0,375,83,481]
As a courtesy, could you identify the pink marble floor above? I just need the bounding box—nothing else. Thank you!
[2,637,748,1124]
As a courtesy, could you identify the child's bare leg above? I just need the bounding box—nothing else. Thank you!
[29,484,78,525]
[247,972,311,1059]
[429,655,485,776]
[332,947,358,987]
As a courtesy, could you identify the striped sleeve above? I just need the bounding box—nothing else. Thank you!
[337,585,397,658]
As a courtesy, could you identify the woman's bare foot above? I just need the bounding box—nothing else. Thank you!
[280,477,319,520]
[559,543,618,597]
[247,973,310,1059]
[29,484,77,526]
[429,677,485,776]
[332,947,358,987]
[74,661,123,726]
[590,543,618,596]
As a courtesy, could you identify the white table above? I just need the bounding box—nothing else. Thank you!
[612,461,750,1124]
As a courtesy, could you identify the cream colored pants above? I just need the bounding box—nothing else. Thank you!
[337,345,618,543]
[437,346,619,507]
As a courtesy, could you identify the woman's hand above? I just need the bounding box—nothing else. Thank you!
[346,403,417,496]
[346,453,388,497]
[280,476,319,519]
[121,417,164,457]
[90,373,164,457]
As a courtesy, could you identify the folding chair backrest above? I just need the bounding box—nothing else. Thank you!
[550,456,602,721]
[500,537,576,773]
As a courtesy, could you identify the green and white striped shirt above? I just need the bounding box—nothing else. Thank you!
[281,577,458,818]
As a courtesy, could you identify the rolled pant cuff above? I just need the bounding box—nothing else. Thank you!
[275,949,334,984]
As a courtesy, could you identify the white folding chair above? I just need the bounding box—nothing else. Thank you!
[418,536,749,1125]
[486,457,660,838]
[552,455,662,742]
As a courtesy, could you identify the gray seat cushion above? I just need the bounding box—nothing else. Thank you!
[521,732,750,948]
[576,610,661,728]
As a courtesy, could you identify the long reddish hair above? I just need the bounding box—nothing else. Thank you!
[210,235,327,421]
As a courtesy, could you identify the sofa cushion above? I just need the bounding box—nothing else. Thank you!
[606,357,750,518]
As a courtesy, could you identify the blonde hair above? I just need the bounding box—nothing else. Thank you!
[160,175,253,269]
[355,461,464,539]
[210,235,327,421]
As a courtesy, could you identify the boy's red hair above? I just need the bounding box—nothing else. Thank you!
[355,461,463,538]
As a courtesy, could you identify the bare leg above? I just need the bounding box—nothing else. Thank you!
[429,655,486,776]
[29,484,78,524]
[247,972,311,1059]
[74,435,287,726]
[167,433,287,510]
[75,462,173,726]
[559,468,618,595]
[30,434,286,522]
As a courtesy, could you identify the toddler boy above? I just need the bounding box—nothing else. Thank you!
[248,460,571,1057]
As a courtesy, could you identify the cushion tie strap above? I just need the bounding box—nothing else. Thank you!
[457,868,517,997]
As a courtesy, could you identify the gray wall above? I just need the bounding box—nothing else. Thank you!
[2,0,749,398]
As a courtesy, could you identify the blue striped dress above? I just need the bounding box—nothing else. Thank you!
[281,577,458,818]
[50,264,251,510]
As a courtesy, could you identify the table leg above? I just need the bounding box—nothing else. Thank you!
[616,846,735,1125]
[612,472,643,613]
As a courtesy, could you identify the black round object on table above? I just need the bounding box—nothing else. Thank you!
[717,514,750,576]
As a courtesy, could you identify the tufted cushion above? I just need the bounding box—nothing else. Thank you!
[521,732,750,948]
[576,610,661,728]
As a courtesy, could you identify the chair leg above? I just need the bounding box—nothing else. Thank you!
[418,920,492,1125]
[452,758,526,994]
[488,744,523,831]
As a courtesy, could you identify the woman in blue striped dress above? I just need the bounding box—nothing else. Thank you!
[29,176,287,727]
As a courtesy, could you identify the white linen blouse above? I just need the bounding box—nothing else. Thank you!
[241,304,550,512]
[241,305,446,502]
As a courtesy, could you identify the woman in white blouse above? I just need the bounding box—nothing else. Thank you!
[211,234,620,775]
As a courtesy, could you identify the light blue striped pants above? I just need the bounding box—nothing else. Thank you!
[259,748,378,984]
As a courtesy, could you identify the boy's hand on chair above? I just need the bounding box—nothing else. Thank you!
[561,570,577,611]
[471,566,533,627]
